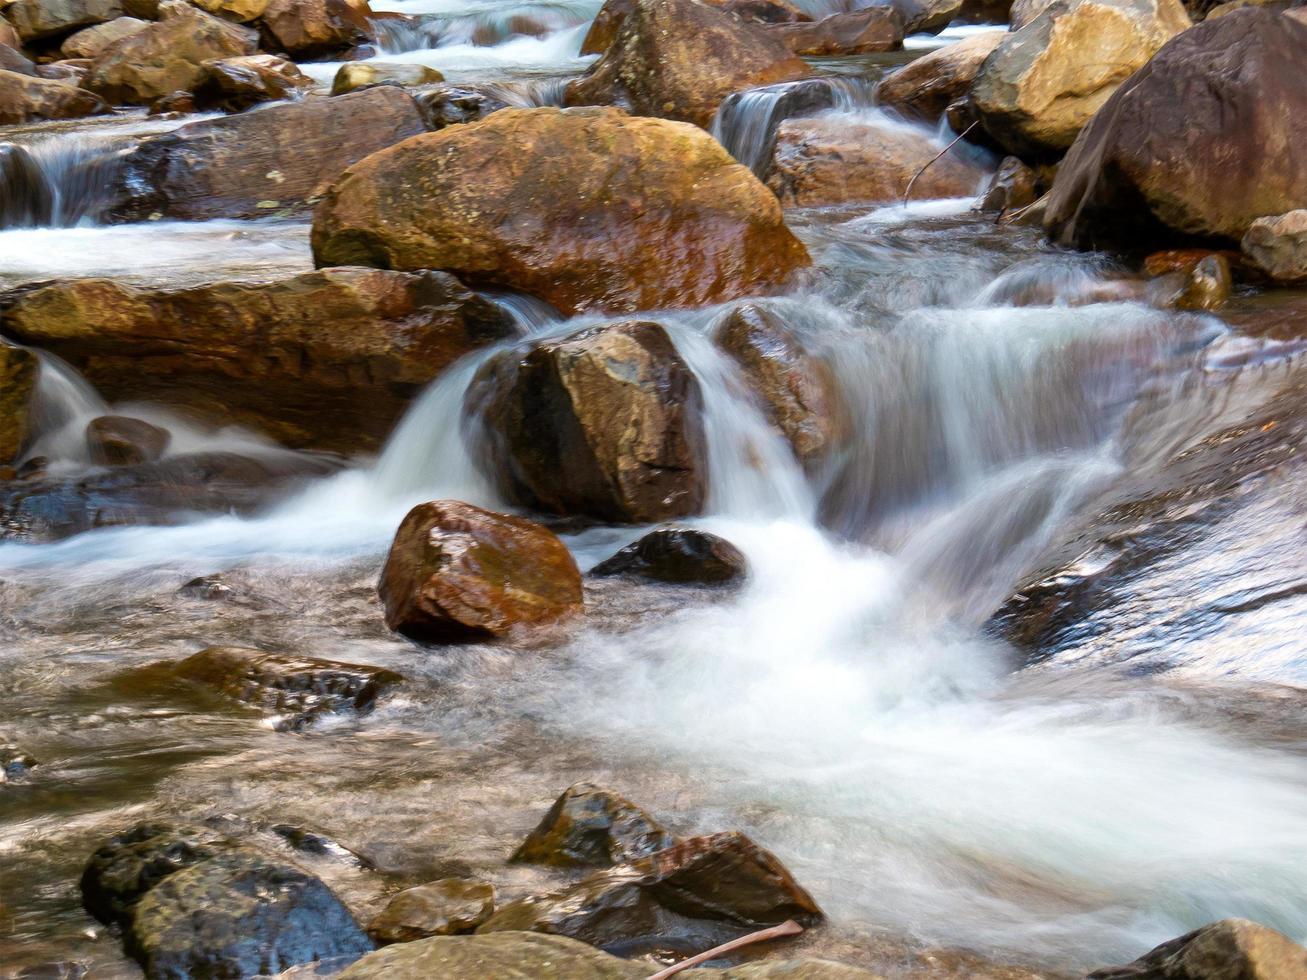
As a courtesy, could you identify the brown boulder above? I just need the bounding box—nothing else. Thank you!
[768,8,904,55]
[715,0,812,23]
[467,320,707,524]
[766,115,989,207]
[330,61,444,95]
[60,16,148,59]
[978,156,1044,217]
[564,0,811,128]
[312,107,809,316]
[191,54,312,112]
[368,879,496,944]
[875,30,1004,121]
[1045,9,1307,248]
[338,932,648,980]
[1088,919,1307,980]
[82,1,258,106]
[0,69,105,123]
[378,500,583,642]
[592,526,748,584]
[0,344,36,465]
[1242,210,1307,282]
[511,784,677,869]
[86,415,170,465]
[7,0,122,42]
[193,0,269,22]
[0,268,514,453]
[260,0,372,58]
[111,86,427,222]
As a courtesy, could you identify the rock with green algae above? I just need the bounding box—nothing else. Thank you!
[511,783,678,868]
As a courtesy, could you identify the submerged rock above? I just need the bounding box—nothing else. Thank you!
[378,500,583,642]
[86,416,170,466]
[0,70,105,125]
[1242,210,1307,283]
[312,106,809,316]
[768,8,904,55]
[564,0,811,128]
[1088,919,1307,979]
[413,83,509,129]
[368,878,496,944]
[469,320,707,523]
[0,344,36,465]
[592,528,748,585]
[173,645,404,731]
[511,783,677,868]
[1044,10,1307,248]
[331,62,444,95]
[875,30,1004,122]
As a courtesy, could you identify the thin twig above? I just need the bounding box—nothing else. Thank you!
[903,121,978,205]
[645,920,805,980]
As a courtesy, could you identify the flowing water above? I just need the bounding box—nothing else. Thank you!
[2,3,1307,979]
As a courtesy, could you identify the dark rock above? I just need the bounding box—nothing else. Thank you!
[0,745,38,782]
[368,878,496,944]
[86,415,170,466]
[337,932,646,980]
[978,156,1043,218]
[511,783,677,868]
[1088,918,1307,979]
[173,645,403,731]
[178,575,234,600]
[1242,210,1307,283]
[0,43,37,77]
[0,143,54,229]
[270,824,372,867]
[592,528,748,586]
[413,83,508,129]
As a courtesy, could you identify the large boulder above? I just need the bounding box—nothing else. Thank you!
[0,344,36,465]
[0,268,513,453]
[82,1,258,106]
[378,500,584,642]
[6,0,121,42]
[1242,210,1307,282]
[260,0,372,58]
[766,115,989,207]
[193,0,269,21]
[876,30,1004,121]
[60,16,148,59]
[511,784,677,868]
[591,527,749,585]
[1044,9,1307,248]
[467,320,707,523]
[0,70,105,124]
[768,8,904,55]
[563,0,811,128]
[312,107,809,316]
[970,0,1191,156]
[110,86,427,222]
[1088,919,1307,979]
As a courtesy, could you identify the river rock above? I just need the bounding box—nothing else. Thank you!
[112,86,425,221]
[899,0,966,31]
[876,30,1003,121]
[769,8,904,55]
[0,343,35,465]
[479,831,823,951]
[1044,9,1307,248]
[468,320,707,523]
[978,156,1044,217]
[592,527,749,585]
[368,878,496,943]
[313,107,808,316]
[260,0,372,58]
[1087,919,1307,979]
[1166,253,1232,310]
[338,932,647,980]
[970,0,1190,156]
[511,783,677,868]
[1009,0,1056,24]
[0,44,37,77]
[173,645,404,731]
[766,115,988,207]
[0,70,105,124]
[7,0,122,42]
[717,0,813,23]
[86,415,170,466]
[1242,210,1307,283]
[193,0,269,21]
[331,61,444,95]
[191,54,313,112]
[1,268,512,453]
[378,500,583,642]
[60,16,148,59]
[413,83,508,129]
[82,1,258,106]
[564,0,811,128]
[0,144,52,228]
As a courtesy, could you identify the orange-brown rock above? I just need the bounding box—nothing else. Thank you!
[468,321,707,524]
[312,106,809,316]
[1143,248,1241,277]
[768,8,904,55]
[378,500,583,642]
[564,0,811,128]
[191,54,313,112]
[766,115,989,207]
[7,0,122,42]
[579,0,811,56]
[60,16,149,60]
[260,0,372,58]
[0,343,36,465]
[0,69,105,123]
[875,30,1004,121]
[0,269,515,453]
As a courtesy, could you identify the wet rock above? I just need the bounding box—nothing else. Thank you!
[378,500,584,642]
[716,303,847,470]
[1,268,512,453]
[0,70,106,124]
[1141,248,1239,277]
[0,144,53,228]
[971,0,1190,157]
[1167,254,1233,311]
[469,320,707,523]
[768,8,904,55]
[173,645,404,731]
[0,745,38,782]
[59,16,148,59]
[178,574,235,600]
[7,0,122,42]
[511,783,677,868]
[1087,919,1307,979]
[413,82,508,129]
[875,30,1004,122]
[564,0,811,128]
[85,415,170,466]
[148,90,194,114]
[111,86,426,222]
[192,54,313,113]
[338,932,646,980]
[766,115,989,207]
[83,1,258,107]
[899,0,966,32]
[1045,10,1307,249]
[480,831,823,953]
[978,156,1043,217]
[593,527,749,585]
[313,107,808,316]
[193,0,269,21]
[368,878,496,943]
[330,61,443,95]
[270,825,372,867]
[0,343,36,465]
[260,0,372,59]
[1242,210,1307,283]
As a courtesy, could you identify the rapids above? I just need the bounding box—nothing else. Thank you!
[1,3,1306,979]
